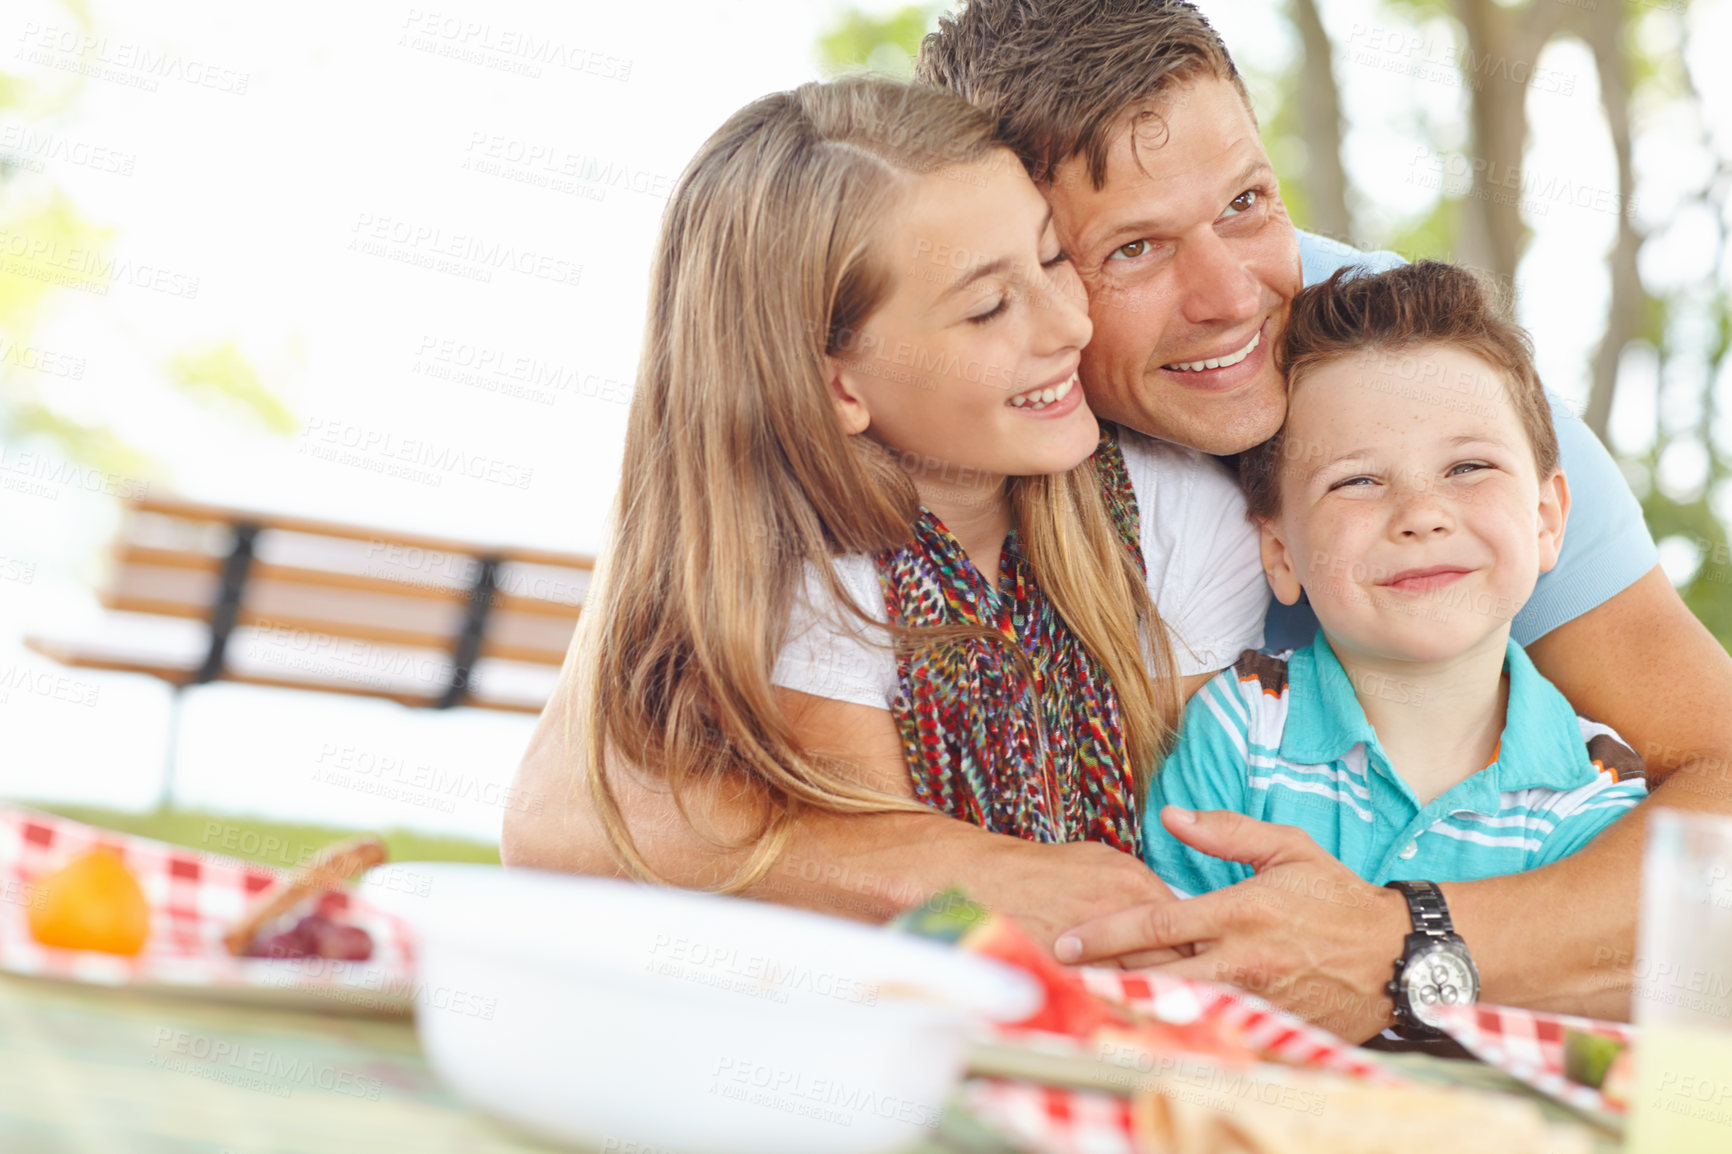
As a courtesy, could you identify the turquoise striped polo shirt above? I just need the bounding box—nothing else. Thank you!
[1143,634,1649,894]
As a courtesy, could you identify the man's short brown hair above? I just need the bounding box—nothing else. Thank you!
[1238,261,1561,522]
[915,0,1245,188]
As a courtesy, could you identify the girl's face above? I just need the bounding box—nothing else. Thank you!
[828,149,1097,500]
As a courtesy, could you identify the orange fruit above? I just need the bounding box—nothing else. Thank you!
[27,848,151,956]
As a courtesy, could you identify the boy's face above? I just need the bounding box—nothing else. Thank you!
[1259,343,1570,664]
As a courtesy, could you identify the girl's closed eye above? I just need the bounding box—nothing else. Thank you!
[968,297,1008,324]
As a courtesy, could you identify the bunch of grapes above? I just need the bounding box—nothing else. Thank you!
[244,894,373,960]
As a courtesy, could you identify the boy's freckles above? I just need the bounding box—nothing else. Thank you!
[1267,342,1560,661]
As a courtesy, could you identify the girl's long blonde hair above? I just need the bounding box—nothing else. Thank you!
[576,77,1182,891]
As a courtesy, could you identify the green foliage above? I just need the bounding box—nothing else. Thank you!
[0,192,112,332]
[168,342,298,435]
[0,0,292,490]
[817,4,942,77]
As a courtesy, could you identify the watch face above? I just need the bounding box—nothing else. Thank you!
[1401,941,1479,1029]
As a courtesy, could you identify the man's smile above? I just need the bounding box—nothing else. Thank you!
[1162,326,1262,372]
[1151,317,1273,394]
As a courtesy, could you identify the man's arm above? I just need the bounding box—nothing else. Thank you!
[1456,565,1732,1013]
[1056,567,1732,1038]
[503,665,1218,949]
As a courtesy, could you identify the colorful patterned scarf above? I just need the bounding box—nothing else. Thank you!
[874,432,1146,853]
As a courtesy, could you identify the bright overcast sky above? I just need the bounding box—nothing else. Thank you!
[1,0,1726,828]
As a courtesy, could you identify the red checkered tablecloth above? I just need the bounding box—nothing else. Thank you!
[1435,1002,1635,1116]
[2,804,1420,1154]
[962,967,1405,1153]
[1075,967,1400,1082]
[0,805,415,1007]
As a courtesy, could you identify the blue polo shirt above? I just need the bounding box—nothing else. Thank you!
[1143,635,1649,894]
[1262,234,1660,652]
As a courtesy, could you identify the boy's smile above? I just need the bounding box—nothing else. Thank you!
[1259,343,1570,666]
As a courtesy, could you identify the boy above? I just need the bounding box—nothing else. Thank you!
[1144,262,1650,902]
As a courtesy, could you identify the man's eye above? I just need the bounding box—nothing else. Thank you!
[967,298,1008,325]
[1223,189,1260,217]
[1109,239,1151,261]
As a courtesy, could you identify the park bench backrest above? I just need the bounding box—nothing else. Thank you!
[26,495,593,713]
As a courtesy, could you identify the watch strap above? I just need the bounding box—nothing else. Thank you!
[1386,879,1455,938]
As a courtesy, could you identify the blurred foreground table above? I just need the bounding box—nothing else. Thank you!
[0,973,1611,1153]
[0,973,1015,1154]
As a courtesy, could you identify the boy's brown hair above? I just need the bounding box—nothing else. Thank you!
[1239,260,1560,522]
[914,0,1245,187]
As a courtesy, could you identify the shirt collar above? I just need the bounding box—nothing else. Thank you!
[1278,633,1593,793]
[1278,634,1379,765]
[1485,637,1596,792]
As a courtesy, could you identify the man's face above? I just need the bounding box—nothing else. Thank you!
[1045,74,1301,455]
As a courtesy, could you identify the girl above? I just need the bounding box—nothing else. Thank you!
[511,77,1267,907]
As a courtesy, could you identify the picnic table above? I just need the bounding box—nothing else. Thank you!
[0,972,1614,1154]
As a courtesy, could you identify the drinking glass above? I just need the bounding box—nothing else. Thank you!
[1626,808,1732,1153]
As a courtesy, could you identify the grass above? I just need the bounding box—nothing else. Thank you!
[31,803,501,871]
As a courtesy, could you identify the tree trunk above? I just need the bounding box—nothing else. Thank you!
[1450,0,1532,295]
[1289,0,1353,243]
[1580,0,1644,444]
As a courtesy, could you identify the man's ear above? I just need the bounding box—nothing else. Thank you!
[825,355,870,437]
[1258,518,1305,606]
[1536,467,1570,574]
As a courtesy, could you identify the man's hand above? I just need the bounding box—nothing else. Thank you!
[1054,807,1408,1041]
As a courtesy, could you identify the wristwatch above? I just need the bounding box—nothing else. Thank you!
[1384,880,1479,1038]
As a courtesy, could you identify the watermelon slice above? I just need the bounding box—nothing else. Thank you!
[892,889,1259,1065]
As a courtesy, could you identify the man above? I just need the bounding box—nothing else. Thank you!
[505,0,1732,1041]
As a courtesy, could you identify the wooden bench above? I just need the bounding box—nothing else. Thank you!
[25,495,593,714]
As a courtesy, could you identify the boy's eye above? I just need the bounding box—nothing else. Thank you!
[1329,475,1375,491]
[1449,461,1491,476]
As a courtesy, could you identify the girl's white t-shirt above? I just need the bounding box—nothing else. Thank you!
[770,429,1270,710]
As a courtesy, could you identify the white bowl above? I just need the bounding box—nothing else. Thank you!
[361,865,1038,1154]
